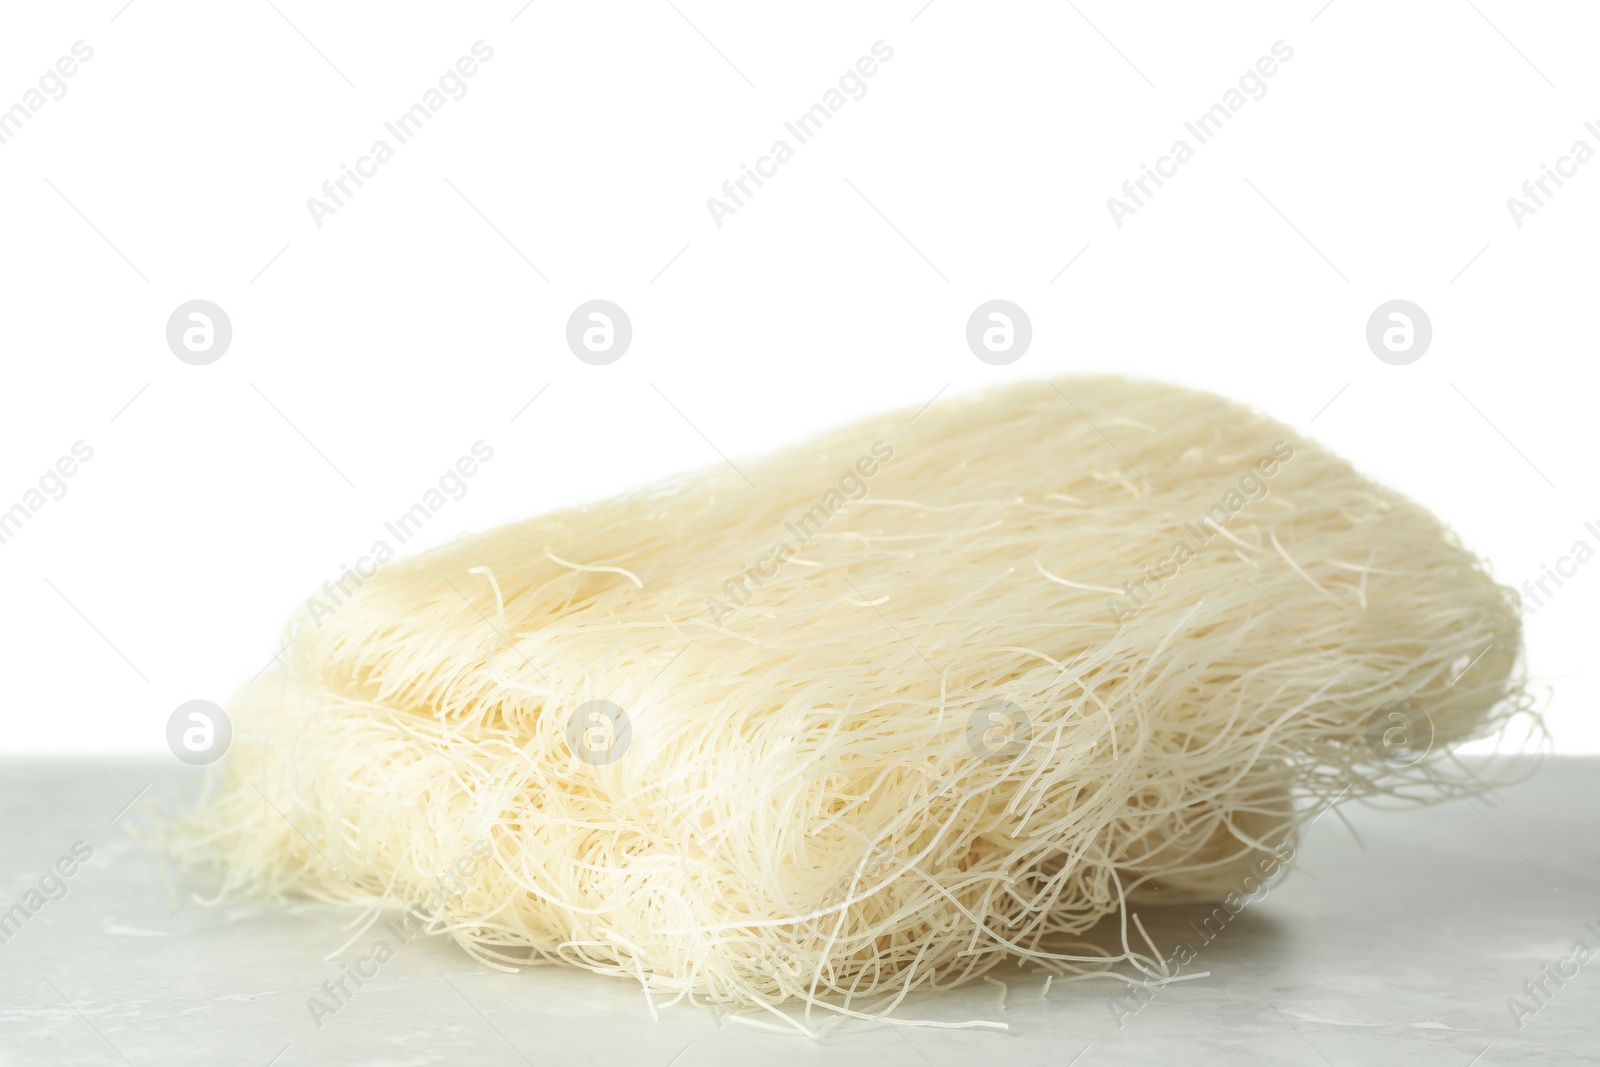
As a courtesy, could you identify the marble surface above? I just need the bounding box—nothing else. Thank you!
[1,757,1596,1066]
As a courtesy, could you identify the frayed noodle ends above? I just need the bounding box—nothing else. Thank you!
[175,377,1531,1025]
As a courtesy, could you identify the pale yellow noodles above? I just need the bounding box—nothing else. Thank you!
[172,377,1533,1031]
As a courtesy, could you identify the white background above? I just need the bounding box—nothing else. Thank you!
[0,0,1593,755]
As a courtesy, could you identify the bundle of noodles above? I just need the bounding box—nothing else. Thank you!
[173,376,1531,1028]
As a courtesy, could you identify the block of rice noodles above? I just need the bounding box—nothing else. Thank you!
[176,376,1529,1027]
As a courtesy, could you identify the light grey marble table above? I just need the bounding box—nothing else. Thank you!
[1,757,1595,1066]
